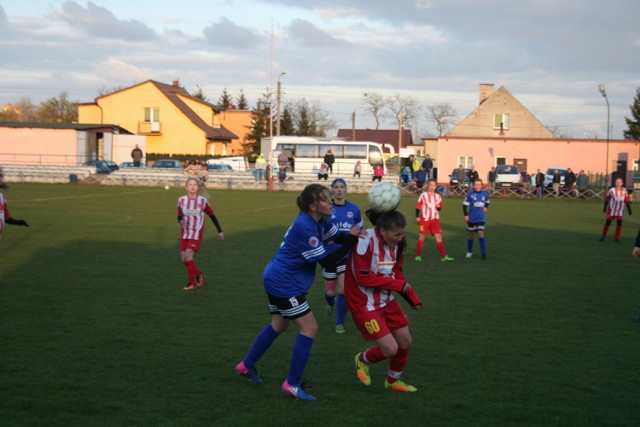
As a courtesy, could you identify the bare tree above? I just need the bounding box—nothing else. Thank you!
[386,94,421,129]
[426,103,457,136]
[362,91,386,130]
[290,98,337,137]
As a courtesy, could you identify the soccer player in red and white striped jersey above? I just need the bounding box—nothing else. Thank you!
[415,179,453,262]
[0,172,29,261]
[600,177,632,243]
[178,177,224,290]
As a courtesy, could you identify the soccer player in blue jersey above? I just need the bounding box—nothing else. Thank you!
[463,179,490,260]
[323,178,363,334]
[235,184,362,401]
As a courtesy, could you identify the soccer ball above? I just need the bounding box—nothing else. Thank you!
[368,182,401,213]
[164,185,170,190]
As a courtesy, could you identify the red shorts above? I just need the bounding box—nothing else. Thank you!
[419,219,442,236]
[606,215,624,221]
[351,299,409,341]
[180,238,202,252]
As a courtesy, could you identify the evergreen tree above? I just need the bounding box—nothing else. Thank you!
[243,89,273,155]
[191,86,209,103]
[279,105,295,136]
[236,89,249,110]
[219,87,233,109]
[294,99,316,136]
[36,91,78,123]
[623,87,640,140]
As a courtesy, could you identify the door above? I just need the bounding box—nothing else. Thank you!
[612,160,627,186]
[514,158,528,172]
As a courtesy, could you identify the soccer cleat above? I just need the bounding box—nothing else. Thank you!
[465,252,472,259]
[281,380,316,401]
[234,361,263,384]
[414,256,422,262]
[384,379,417,392]
[441,255,454,262]
[335,324,345,334]
[354,353,371,386]
[482,254,487,260]
[599,237,605,242]
[183,283,196,291]
[613,239,620,243]
[196,273,204,287]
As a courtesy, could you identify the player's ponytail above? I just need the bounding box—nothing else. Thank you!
[297,183,329,212]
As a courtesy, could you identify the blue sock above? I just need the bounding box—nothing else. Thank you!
[244,324,280,369]
[467,238,474,253]
[287,334,314,386]
[336,293,347,325]
[324,293,335,307]
[479,237,486,256]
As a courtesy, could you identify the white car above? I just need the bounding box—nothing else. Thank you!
[495,165,522,188]
[544,167,568,188]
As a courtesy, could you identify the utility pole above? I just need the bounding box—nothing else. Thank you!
[351,111,356,141]
[276,72,286,136]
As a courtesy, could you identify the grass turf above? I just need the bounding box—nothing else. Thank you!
[0,183,639,426]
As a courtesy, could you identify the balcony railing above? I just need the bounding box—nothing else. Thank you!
[138,121,161,134]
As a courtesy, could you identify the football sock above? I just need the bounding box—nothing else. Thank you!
[479,238,486,256]
[287,334,314,387]
[467,238,474,253]
[415,239,424,257]
[601,225,609,239]
[388,347,409,383]
[362,346,386,364]
[185,260,198,284]
[614,226,622,240]
[436,242,446,258]
[336,293,347,325]
[244,324,280,369]
[324,293,336,307]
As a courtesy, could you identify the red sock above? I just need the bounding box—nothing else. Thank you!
[362,346,387,364]
[415,239,424,257]
[614,226,622,240]
[436,242,446,258]
[185,260,198,284]
[388,347,410,383]
[601,225,609,239]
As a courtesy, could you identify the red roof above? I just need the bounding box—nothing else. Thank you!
[336,129,413,153]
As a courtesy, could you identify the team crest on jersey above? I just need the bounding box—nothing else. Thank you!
[347,211,354,219]
[309,236,319,247]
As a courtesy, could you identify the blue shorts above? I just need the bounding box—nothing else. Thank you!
[267,293,311,319]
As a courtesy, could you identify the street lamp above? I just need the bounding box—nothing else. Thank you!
[276,72,286,136]
[598,84,610,183]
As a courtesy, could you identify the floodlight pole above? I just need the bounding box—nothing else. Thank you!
[276,72,286,136]
[598,84,610,183]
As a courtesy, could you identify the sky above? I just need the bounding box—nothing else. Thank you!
[0,0,639,139]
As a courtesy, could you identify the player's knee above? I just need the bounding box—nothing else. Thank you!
[380,341,399,358]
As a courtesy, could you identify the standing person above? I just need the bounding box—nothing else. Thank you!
[372,165,384,182]
[353,160,362,179]
[415,179,454,263]
[487,166,497,190]
[323,178,363,334]
[412,156,422,181]
[131,144,144,167]
[413,167,427,193]
[400,165,412,184]
[235,184,361,401]
[407,155,416,180]
[0,174,29,261]
[565,168,577,197]
[535,169,545,199]
[576,170,589,198]
[178,177,224,290]
[255,154,266,183]
[346,209,422,393]
[467,165,479,184]
[318,163,329,181]
[463,179,490,260]
[324,149,335,174]
[600,177,632,243]
[421,154,433,180]
[552,169,561,197]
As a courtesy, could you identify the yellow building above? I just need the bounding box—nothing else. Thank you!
[78,80,251,157]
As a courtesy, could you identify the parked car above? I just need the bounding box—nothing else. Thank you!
[207,163,233,171]
[119,162,146,169]
[84,160,119,174]
[449,168,471,189]
[494,165,522,188]
[152,159,183,169]
[543,167,568,188]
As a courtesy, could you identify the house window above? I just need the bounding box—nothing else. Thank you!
[144,108,160,123]
[493,113,510,130]
[633,160,640,180]
[496,157,506,166]
[458,156,474,168]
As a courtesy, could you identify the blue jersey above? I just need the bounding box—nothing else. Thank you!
[463,190,490,223]
[263,212,340,297]
[326,200,363,261]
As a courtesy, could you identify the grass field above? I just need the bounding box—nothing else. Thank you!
[1,183,639,426]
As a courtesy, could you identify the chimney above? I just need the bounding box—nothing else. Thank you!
[479,83,494,105]
[172,80,180,88]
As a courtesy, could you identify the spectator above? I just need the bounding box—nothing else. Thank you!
[372,165,384,182]
[535,169,545,199]
[576,170,589,198]
[277,151,289,170]
[565,168,577,197]
[487,166,497,190]
[131,144,144,167]
[318,163,329,181]
[400,165,412,184]
[413,167,427,192]
[407,155,416,179]
[353,160,362,179]
[255,154,266,182]
[552,169,561,197]
[421,154,433,179]
[468,165,479,184]
[412,156,423,180]
[324,150,335,173]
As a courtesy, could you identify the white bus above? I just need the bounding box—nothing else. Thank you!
[260,136,391,175]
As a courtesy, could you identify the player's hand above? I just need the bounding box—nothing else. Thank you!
[217,232,225,241]
[633,246,640,257]
[483,208,487,213]
[464,215,469,222]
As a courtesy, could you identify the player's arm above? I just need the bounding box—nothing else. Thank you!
[625,202,632,216]
[5,217,28,227]
[351,241,405,292]
[603,200,609,213]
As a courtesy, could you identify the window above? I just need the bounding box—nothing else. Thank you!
[496,157,506,166]
[295,144,316,158]
[144,108,160,123]
[344,145,366,159]
[633,160,640,180]
[458,156,474,168]
[493,113,510,130]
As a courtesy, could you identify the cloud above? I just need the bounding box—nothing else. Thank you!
[92,59,152,82]
[0,4,9,31]
[203,17,263,49]
[287,19,348,47]
[57,1,156,40]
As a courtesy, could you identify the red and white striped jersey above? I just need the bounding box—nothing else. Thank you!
[0,193,9,235]
[345,228,406,313]
[178,195,214,240]
[606,187,629,217]
[416,191,442,221]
